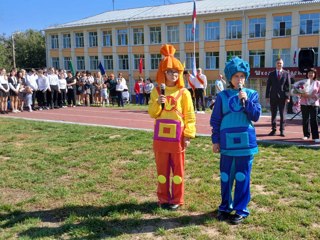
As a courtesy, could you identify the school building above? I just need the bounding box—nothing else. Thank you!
[44,0,320,107]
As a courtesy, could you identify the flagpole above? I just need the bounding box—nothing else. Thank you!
[192,0,197,76]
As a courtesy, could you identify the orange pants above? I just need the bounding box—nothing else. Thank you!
[155,151,185,205]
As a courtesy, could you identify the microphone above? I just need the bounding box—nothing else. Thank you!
[160,83,165,110]
[239,83,245,107]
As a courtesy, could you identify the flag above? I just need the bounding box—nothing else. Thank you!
[192,0,197,34]
[98,62,106,75]
[68,61,75,75]
[139,58,143,74]
[293,50,297,65]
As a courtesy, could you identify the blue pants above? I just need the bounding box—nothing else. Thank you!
[219,155,253,217]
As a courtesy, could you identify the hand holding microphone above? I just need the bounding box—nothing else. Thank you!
[159,83,166,109]
[238,83,247,107]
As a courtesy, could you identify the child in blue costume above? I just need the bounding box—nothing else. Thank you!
[210,57,261,224]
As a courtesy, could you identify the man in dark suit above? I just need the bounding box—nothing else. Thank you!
[265,58,291,137]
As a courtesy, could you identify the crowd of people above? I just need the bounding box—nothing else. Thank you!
[0,67,159,113]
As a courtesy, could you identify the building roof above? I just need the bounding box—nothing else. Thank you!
[46,0,320,31]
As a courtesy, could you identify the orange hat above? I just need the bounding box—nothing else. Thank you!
[156,44,184,88]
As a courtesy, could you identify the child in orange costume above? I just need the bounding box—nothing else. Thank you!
[148,44,196,210]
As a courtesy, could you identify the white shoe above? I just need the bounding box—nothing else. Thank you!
[314,139,320,143]
[302,137,308,140]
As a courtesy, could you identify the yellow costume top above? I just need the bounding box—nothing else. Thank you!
[148,85,196,139]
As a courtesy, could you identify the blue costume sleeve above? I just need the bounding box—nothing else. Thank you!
[210,94,223,144]
[244,91,261,122]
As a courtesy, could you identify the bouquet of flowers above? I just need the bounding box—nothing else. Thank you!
[291,80,317,107]
[291,80,310,95]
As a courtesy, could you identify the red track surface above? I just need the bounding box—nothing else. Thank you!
[1,106,319,148]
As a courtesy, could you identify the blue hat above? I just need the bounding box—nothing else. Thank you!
[224,57,250,82]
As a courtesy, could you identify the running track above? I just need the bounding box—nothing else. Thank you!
[1,106,319,148]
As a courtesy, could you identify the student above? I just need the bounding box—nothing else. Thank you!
[210,57,261,224]
[0,68,10,114]
[148,44,196,210]
[36,70,50,110]
[8,68,20,113]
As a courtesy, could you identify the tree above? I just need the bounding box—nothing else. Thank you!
[0,34,12,70]
[14,30,46,69]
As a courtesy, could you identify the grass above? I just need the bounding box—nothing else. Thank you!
[0,117,319,239]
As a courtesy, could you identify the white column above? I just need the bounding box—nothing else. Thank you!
[58,33,63,69]
[112,27,118,72]
[265,12,273,67]
[219,18,226,72]
[70,32,76,71]
[97,28,103,65]
[241,11,248,61]
[144,24,150,74]
[198,18,205,68]
[179,20,185,65]
[291,10,299,67]
[83,31,89,70]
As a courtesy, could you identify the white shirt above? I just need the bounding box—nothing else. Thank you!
[47,73,59,86]
[58,78,67,90]
[37,76,50,91]
[215,79,224,94]
[26,73,38,91]
[190,73,207,89]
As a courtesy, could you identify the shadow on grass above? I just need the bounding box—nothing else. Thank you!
[0,202,215,239]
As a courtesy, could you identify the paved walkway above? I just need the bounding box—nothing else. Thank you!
[1,107,319,148]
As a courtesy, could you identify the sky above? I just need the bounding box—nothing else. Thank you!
[0,0,190,37]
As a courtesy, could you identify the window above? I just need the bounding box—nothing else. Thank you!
[300,13,320,35]
[51,57,59,69]
[62,34,71,48]
[63,57,72,70]
[249,18,266,38]
[118,55,129,70]
[133,28,144,45]
[89,56,99,70]
[205,52,219,69]
[272,49,290,67]
[273,15,292,36]
[226,51,242,60]
[75,33,84,48]
[150,54,162,70]
[76,56,85,70]
[205,22,219,41]
[89,32,98,47]
[51,35,59,49]
[150,26,162,44]
[226,20,242,39]
[185,52,199,70]
[117,29,128,46]
[103,55,113,70]
[167,25,179,43]
[102,30,112,47]
[249,50,265,67]
[133,54,145,70]
[186,23,199,42]
[301,48,319,67]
